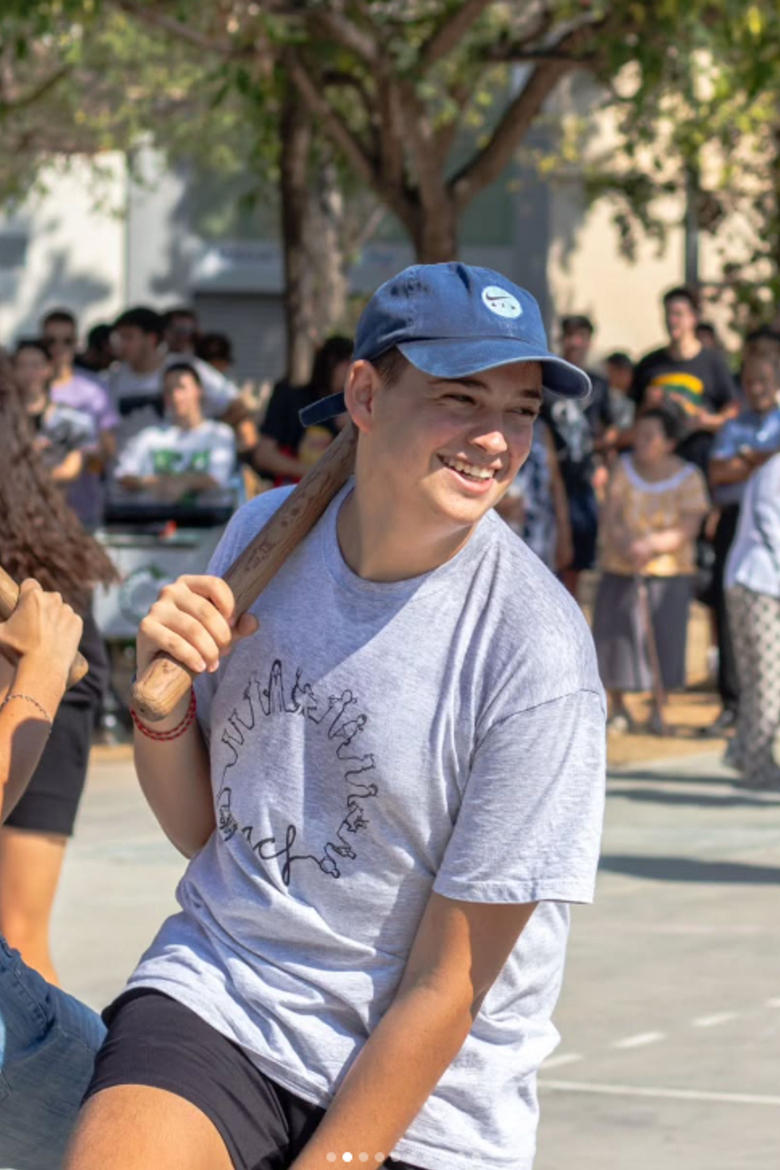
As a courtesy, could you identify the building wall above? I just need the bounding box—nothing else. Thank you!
[0,154,126,348]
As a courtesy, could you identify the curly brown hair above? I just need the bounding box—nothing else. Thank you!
[0,354,116,611]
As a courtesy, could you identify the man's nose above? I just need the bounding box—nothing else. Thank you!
[469,415,509,453]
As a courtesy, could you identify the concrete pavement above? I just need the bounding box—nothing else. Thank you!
[52,745,780,1169]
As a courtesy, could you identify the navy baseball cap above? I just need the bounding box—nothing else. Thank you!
[300,262,591,426]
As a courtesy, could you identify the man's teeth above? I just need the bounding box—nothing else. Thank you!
[442,457,495,480]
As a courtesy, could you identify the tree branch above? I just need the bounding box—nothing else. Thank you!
[113,0,253,59]
[418,0,495,71]
[284,48,377,190]
[449,19,604,210]
[308,8,378,66]
[0,65,71,115]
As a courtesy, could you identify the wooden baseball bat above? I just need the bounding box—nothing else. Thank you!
[131,420,358,723]
[0,566,89,687]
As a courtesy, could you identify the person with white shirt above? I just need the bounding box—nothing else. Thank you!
[107,307,240,456]
[725,444,780,790]
[114,363,236,505]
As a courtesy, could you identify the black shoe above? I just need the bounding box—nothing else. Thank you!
[699,707,737,737]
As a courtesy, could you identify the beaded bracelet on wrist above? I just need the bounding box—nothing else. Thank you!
[0,692,53,725]
[130,687,197,741]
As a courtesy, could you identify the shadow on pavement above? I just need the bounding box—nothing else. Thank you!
[609,768,741,786]
[599,854,780,885]
[607,786,778,809]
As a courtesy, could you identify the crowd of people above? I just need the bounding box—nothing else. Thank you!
[0,263,778,1169]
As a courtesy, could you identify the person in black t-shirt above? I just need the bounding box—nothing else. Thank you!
[541,314,615,597]
[252,336,353,485]
[631,287,738,471]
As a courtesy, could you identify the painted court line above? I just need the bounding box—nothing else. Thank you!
[766,998,780,1008]
[543,1053,583,1069]
[692,1012,739,1028]
[612,1031,665,1049]
[539,1079,780,1107]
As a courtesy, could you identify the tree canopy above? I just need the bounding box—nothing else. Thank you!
[1,0,778,356]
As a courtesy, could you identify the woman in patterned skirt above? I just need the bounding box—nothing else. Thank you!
[724,449,780,789]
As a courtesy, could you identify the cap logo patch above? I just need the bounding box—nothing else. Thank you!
[481,285,522,319]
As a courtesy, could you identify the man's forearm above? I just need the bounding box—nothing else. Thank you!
[133,699,215,857]
[290,983,473,1169]
[249,436,307,480]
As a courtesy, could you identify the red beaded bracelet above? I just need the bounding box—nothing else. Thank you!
[130,687,197,741]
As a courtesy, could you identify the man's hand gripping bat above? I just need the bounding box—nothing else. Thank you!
[131,422,358,723]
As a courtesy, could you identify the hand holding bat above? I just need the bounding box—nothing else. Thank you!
[131,421,358,722]
[0,574,86,688]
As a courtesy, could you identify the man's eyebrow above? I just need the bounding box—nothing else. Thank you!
[428,375,543,399]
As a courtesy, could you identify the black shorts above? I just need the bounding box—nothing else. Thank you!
[85,989,424,1170]
[4,700,93,837]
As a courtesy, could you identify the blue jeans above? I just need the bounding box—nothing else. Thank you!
[0,935,105,1170]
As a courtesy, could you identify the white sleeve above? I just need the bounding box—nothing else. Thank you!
[207,428,238,487]
[194,358,239,417]
[114,430,151,478]
[433,689,606,906]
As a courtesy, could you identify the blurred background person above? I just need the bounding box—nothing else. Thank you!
[631,286,738,472]
[724,448,780,790]
[542,314,616,596]
[113,362,236,506]
[695,320,722,351]
[75,322,115,377]
[196,330,234,376]
[162,306,199,357]
[252,334,353,484]
[13,339,94,492]
[106,306,167,452]
[0,579,107,1170]
[496,420,573,573]
[593,406,709,733]
[0,365,115,985]
[41,309,118,530]
[604,350,636,435]
[707,348,780,735]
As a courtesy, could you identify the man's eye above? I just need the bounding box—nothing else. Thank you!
[445,393,475,405]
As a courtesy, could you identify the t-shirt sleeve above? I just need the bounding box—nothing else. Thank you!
[207,427,238,487]
[67,409,96,450]
[433,688,605,906]
[629,355,653,406]
[680,466,710,516]
[194,360,239,417]
[708,353,738,411]
[114,431,149,478]
[709,418,739,462]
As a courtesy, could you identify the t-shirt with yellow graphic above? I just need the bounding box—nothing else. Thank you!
[630,345,737,470]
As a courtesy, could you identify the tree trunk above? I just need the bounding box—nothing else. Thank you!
[409,196,459,262]
[306,150,349,339]
[280,89,317,385]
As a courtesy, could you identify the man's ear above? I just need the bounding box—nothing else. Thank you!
[344,359,382,434]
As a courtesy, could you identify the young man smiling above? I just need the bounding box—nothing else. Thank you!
[66,264,605,1170]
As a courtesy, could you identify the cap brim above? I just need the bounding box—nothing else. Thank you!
[398,338,591,399]
[298,337,591,426]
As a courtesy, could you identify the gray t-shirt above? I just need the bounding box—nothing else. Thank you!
[128,484,605,1170]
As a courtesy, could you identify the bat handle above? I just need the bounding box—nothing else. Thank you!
[131,654,194,724]
[131,421,358,723]
[0,569,89,689]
